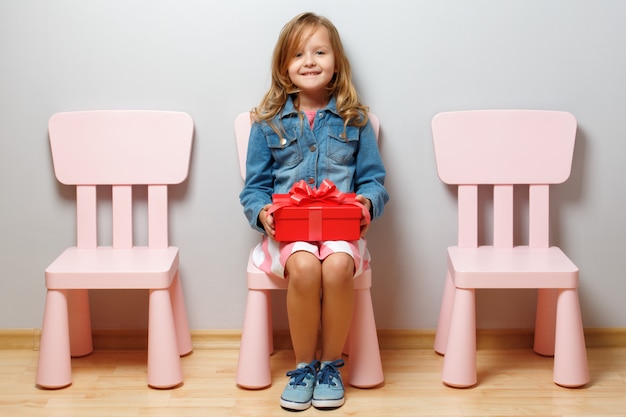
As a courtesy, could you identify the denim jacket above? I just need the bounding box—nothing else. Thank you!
[239,96,390,234]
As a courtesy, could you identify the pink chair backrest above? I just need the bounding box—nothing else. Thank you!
[432,110,577,249]
[48,110,194,249]
[235,112,380,180]
[49,110,194,185]
[234,112,254,180]
[432,110,576,185]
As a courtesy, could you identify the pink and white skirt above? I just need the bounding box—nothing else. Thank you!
[252,237,370,279]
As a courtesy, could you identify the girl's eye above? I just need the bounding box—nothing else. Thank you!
[316,51,325,56]
[294,52,303,58]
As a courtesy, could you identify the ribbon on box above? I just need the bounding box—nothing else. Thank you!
[288,179,347,205]
[268,179,370,240]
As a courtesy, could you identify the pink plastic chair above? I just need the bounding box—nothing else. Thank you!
[234,112,384,389]
[37,110,194,389]
[432,110,589,388]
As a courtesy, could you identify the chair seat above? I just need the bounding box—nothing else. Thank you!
[45,247,179,289]
[448,246,578,289]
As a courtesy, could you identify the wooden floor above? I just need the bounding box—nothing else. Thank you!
[1,346,625,417]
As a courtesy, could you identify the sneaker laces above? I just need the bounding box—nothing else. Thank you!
[286,360,318,387]
[317,359,344,386]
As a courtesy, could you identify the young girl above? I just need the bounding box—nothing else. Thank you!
[239,12,389,411]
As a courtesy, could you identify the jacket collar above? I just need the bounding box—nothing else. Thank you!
[280,95,339,119]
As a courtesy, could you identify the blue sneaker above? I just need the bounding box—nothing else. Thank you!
[312,359,345,409]
[280,360,319,411]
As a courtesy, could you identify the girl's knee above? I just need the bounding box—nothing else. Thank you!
[322,253,355,285]
[286,251,322,290]
[326,252,354,271]
[286,251,320,275]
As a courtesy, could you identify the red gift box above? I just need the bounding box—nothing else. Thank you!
[269,180,368,242]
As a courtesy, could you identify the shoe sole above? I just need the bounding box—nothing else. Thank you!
[312,397,345,409]
[280,398,312,411]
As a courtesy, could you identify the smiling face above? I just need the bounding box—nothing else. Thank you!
[286,26,336,107]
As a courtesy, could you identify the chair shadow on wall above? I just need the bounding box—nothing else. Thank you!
[356,130,411,334]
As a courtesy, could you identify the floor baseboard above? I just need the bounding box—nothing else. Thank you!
[1,328,625,351]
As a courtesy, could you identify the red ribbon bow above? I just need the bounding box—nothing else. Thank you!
[288,179,346,206]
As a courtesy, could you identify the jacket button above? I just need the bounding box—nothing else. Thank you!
[307,178,315,184]
[309,145,316,152]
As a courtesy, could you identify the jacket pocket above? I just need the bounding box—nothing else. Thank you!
[264,126,303,167]
[327,125,359,164]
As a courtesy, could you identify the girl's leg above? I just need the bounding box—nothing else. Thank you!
[319,252,355,362]
[285,251,323,364]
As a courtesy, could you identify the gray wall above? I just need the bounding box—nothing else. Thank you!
[1,0,625,332]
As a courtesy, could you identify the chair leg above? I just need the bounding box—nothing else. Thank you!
[534,288,557,356]
[170,272,193,356]
[37,289,72,389]
[553,288,589,387]
[434,271,455,355]
[266,290,274,355]
[347,288,384,388]
[147,288,183,389]
[236,289,273,389]
[67,289,93,357]
[442,288,477,388]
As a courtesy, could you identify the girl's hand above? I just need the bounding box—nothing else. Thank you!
[259,203,276,239]
[355,195,372,237]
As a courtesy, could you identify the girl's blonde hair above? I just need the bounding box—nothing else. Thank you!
[254,12,368,131]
